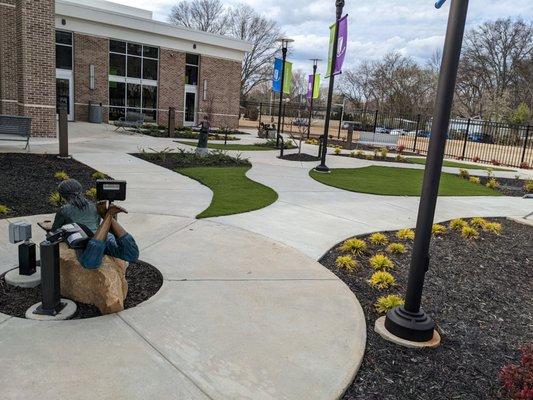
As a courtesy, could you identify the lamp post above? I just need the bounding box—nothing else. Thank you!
[384,0,470,343]
[307,58,322,140]
[315,0,345,173]
[276,38,294,148]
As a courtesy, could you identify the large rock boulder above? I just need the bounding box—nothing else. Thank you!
[59,243,128,315]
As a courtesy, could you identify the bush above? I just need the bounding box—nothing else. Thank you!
[387,242,406,254]
[85,187,97,199]
[369,254,395,271]
[459,168,469,179]
[470,217,488,229]
[349,151,356,158]
[335,255,357,271]
[368,271,396,290]
[395,154,406,162]
[491,159,501,166]
[49,191,63,207]
[334,146,342,155]
[484,222,502,235]
[0,204,11,215]
[375,294,404,313]
[305,138,319,145]
[369,232,389,245]
[339,238,367,255]
[432,224,447,235]
[54,171,69,181]
[499,344,533,400]
[486,178,500,189]
[356,150,365,158]
[92,171,106,180]
[461,226,479,239]
[469,176,481,184]
[473,156,480,163]
[397,144,405,154]
[524,180,533,193]
[366,154,374,160]
[396,228,415,240]
[520,162,530,170]
[449,218,468,230]
[380,147,388,158]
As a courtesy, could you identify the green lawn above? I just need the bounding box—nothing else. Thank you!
[177,166,278,218]
[309,166,502,196]
[176,140,278,151]
[406,157,512,171]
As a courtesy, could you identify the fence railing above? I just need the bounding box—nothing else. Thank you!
[240,101,532,168]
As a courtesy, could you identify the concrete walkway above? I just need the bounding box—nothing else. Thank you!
[0,123,531,399]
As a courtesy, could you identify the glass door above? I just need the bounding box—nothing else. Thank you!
[184,91,196,126]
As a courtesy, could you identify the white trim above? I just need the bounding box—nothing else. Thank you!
[1,99,17,103]
[109,76,158,87]
[0,2,16,9]
[20,103,56,109]
[202,112,239,118]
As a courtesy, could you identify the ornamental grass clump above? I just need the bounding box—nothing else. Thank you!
[368,271,396,290]
[85,187,97,199]
[469,176,481,184]
[524,180,533,193]
[375,294,404,313]
[0,204,10,215]
[387,242,406,254]
[449,218,468,230]
[92,171,106,180]
[54,171,69,181]
[470,217,488,229]
[432,224,447,236]
[356,150,364,158]
[335,255,357,272]
[486,178,499,189]
[369,232,388,245]
[49,191,63,206]
[484,221,502,235]
[461,225,479,239]
[369,254,394,271]
[334,146,342,155]
[380,147,388,158]
[459,168,469,179]
[339,238,367,256]
[396,228,415,241]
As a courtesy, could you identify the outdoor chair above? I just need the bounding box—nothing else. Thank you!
[113,112,145,133]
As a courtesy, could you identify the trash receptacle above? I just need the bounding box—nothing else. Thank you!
[89,101,103,123]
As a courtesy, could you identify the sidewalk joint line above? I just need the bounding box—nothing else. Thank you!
[164,278,339,282]
[140,220,199,252]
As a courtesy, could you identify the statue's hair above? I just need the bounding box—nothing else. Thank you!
[58,179,90,210]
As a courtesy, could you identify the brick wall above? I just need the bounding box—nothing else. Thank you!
[74,33,109,122]
[0,0,18,116]
[198,56,241,129]
[157,48,185,127]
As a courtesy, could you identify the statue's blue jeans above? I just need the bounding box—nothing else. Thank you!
[78,233,139,269]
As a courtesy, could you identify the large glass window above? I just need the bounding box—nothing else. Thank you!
[55,31,73,70]
[185,53,199,85]
[109,39,159,122]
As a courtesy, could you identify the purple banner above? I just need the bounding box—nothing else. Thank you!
[334,15,348,75]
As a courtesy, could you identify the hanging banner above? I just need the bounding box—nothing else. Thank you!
[273,58,293,94]
[307,74,321,99]
[326,15,348,77]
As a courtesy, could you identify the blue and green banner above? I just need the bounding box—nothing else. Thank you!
[273,58,293,94]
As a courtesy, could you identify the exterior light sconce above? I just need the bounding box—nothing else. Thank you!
[89,65,95,90]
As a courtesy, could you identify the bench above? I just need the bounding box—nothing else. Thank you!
[113,112,144,133]
[0,115,32,149]
[356,132,398,148]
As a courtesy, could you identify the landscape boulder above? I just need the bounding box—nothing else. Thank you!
[59,243,128,315]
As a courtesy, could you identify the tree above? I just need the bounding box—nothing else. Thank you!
[169,0,227,34]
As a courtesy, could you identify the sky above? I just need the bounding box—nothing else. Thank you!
[107,0,532,74]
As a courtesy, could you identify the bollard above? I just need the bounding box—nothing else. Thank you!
[168,107,176,138]
[33,240,65,316]
[58,106,69,158]
[18,242,36,276]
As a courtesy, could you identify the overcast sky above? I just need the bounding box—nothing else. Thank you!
[109,0,532,74]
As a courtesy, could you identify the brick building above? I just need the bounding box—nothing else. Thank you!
[0,0,251,137]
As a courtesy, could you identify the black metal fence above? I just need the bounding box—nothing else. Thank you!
[241,101,532,168]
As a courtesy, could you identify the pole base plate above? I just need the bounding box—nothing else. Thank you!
[375,316,441,348]
[25,299,77,321]
[384,306,436,342]
[314,164,331,173]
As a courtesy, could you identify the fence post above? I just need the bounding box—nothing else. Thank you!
[373,109,379,133]
[461,118,471,160]
[168,107,176,138]
[412,113,421,152]
[521,125,530,165]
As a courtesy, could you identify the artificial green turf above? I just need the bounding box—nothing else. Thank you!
[406,157,512,171]
[177,166,278,218]
[176,140,277,151]
[309,166,503,196]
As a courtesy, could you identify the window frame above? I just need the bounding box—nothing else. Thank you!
[55,30,73,71]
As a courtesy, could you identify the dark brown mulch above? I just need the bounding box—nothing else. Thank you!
[319,218,533,400]
[0,260,162,319]
[479,176,528,197]
[279,153,320,162]
[0,153,104,219]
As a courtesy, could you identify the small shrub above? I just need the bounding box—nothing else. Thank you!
[491,159,501,166]
[469,176,481,184]
[369,254,395,271]
[356,150,365,158]
[449,218,468,230]
[473,156,480,163]
[85,187,97,199]
[368,271,396,290]
[396,228,415,240]
[486,178,499,189]
[305,139,318,145]
[486,168,495,179]
[484,222,502,235]
[461,226,479,239]
[366,154,374,160]
[470,217,488,229]
[524,180,533,193]
[499,344,533,400]
[519,162,529,170]
[459,168,469,179]
[54,171,69,181]
[375,294,404,313]
[380,147,388,158]
[395,154,406,162]
[369,232,389,245]
[92,171,106,180]
[339,238,367,255]
[349,151,356,158]
[49,192,63,206]
[0,204,11,215]
[334,146,342,155]
[387,242,406,254]
[335,255,357,271]
[397,145,405,154]
[432,224,447,235]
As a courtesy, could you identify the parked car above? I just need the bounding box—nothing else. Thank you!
[292,118,309,127]
[467,132,494,143]
[375,127,390,134]
[416,130,431,137]
[390,129,407,136]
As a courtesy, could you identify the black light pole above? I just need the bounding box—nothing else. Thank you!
[276,38,293,148]
[315,0,345,173]
[384,0,470,342]
[307,59,321,140]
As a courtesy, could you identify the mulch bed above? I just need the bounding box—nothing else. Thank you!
[0,154,104,218]
[0,260,162,319]
[133,150,250,169]
[479,176,528,197]
[319,218,532,400]
[279,153,320,162]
